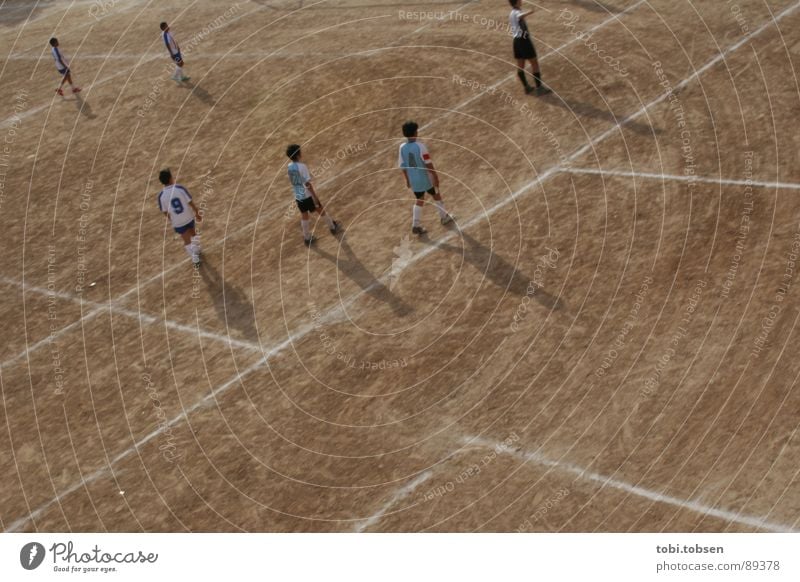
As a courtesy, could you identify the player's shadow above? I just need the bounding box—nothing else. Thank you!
[180,81,216,106]
[74,93,96,119]
[199,261,259,342]
[544,95,659,137]
[421,229,564,311]
[312,235,413,317]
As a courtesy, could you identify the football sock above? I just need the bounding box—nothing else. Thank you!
[533,71,542,88]
[301,219,311,239]
[184,244,194,259]
[517,70,531,89]
[174,66,183,78]
[434,201,448,218]
[412,205,422,227]
[190,235,201,255]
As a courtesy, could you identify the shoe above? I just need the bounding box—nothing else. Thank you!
[440,214,455,226]
[56,88,64,96]
[192,257,201,267]
[535,85,552,96]
[304,235,317,247]
[524,85,534,95]
[72,87,82,93]
[412,226,427,236]
[180,75,190,82]
[329,221,341,235]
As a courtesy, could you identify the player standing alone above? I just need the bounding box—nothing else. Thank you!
[286,144,341,246]
[160,22,189,82]
[509,0,550,96]
[157,169,202,265]
[398,121,454,236]
[49,38,81,96]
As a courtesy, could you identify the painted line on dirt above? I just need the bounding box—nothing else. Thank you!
[0,275,261,371]
[353,471,433,533]
[463,436,796,533]
[563,167,800,191]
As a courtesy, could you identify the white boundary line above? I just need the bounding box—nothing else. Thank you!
[463,436,796,533]
[0,276,261,371]
[563,166,800,191]
[353,471,433,533]
[14,0,787,531]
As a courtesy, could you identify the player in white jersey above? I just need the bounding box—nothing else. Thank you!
[159,22,189,82]
[157,169,202,265]
[48,38,81,96]
[509,0,549,96]
[398,121,454,235]
[286,144,340,246]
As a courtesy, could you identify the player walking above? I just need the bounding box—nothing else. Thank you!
[509,0,550,96]
[160,22,189,82]
[286,144,341,246]
[157,169,202,265]
[49,38,81,96]
[398,121,454,236]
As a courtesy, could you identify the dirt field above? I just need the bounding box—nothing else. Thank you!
[1,0,799,532]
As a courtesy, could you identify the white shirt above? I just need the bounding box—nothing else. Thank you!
[158,184,194,228]
[163,31,180,56]
[287,162,312,200]
[509,8,527,39]
[51,46,69,71]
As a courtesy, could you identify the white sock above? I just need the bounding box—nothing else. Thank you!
[412,205,422,227]
[184,244,194,259]
[301,219,311,239]
[434,200,448,218]
[324,215,335,229]
[190,235,201,255]
[174,66,183,78]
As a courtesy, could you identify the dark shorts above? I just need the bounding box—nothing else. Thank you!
[296,197,317,213]
[413,187,437,200]
[171,52,183,64]
[174,220,195,234]
[513,36,537,60]
[57,67,70,76]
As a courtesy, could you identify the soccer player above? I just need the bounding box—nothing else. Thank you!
[398,121,454,236]
[286,144,341,246]
[157,169,202,265]
[160,22,189,82]
[49,38,81,96]
[509,0,550,96]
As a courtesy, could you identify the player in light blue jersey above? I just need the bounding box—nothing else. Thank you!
[49,38,81,96]
[398,121,454,235]
[286,144,340,246]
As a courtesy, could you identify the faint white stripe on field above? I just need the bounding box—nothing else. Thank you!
[353,471,433,533]
[563,167,800,191]
[463,435,797,533]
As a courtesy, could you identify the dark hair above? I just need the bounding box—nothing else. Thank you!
[158,169,172,185]
[508,0,519,6]
[401,121,418,138]
[160,22,168,31]
[49,37,58,46]
[286,144,301,161]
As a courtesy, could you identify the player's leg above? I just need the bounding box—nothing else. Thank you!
[64,71,81,93]
[516,58,533,94]
[412,193,426,235]
[179,223,200,264]
[528,58,549,95]
[173,55,189,82]
[313,200,341,234]
[56,70,68,95]
[431,189,454,225]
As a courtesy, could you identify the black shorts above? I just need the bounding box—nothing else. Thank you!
[57,67,70,76]
[174,219,195,234]
[513,36,537,60]
[413,187,437,200]
[296,197,317,213]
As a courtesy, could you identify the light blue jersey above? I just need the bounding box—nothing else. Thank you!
[287,161,312,201]
[398,140,433,193]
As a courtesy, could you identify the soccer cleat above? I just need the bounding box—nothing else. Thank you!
[440,214,455,226]
[304,235,317,247]
[180,75,190,82]
[72,86,82,93]
[329,221,341,235]
[412,226,427,236]
[535,85,552,96]
[524,85,534,95]
[56,88,64,96]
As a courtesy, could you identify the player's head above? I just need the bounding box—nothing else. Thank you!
[160,22,169,32]
[286,144,302,161]
[509,0,521,8]
[402,121,418,139]
[158,169,173,186]
[49,37,59,47]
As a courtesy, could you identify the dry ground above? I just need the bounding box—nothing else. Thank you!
[0,0,799,532]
